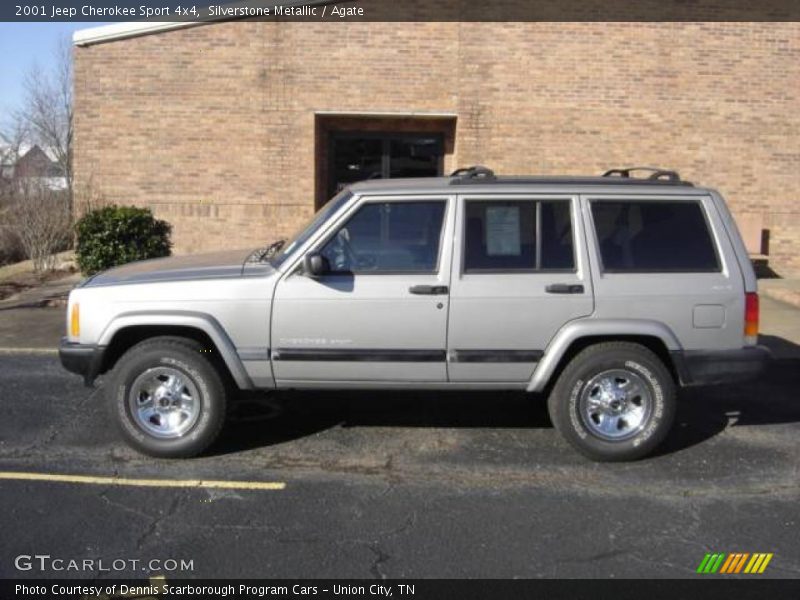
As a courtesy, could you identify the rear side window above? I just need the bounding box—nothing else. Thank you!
[591,200,719,272]
[464,199,574,272]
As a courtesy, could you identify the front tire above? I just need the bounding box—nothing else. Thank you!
[107,337,227,458]
[547,342,676,462]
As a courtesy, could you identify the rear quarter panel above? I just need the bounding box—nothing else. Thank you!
[582,193,745,351]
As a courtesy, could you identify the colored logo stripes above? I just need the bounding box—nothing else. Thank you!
[697,553,773,574]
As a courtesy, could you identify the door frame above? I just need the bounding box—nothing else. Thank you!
[327,131,445,198]
[270,192,457,386]
[445,192,593,383]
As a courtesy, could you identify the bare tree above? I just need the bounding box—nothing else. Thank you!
[3,179,71,272]
[0,119,29,179]
[0,121,30,265]
[0,36,74,271]
[18,39,73,207]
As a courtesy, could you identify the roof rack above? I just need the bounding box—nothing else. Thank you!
[450,165,496,181]
[444,165,693,187]
[602,167,682,183]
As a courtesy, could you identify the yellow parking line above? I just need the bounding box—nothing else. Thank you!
[0,471,285,491]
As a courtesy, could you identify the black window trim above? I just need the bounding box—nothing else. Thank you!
[328,131,445,198]
[311,195,451,276]
[588,197,722,275]
[460,196,578,275]
[271,189,354,270]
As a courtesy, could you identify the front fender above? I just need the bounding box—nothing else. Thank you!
[98,310,254,390]
[526,319,682,393]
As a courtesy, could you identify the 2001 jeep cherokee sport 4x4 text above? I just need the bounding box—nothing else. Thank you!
[60,167,770,461]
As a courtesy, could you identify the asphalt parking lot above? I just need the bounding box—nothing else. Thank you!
[0,300,798,580]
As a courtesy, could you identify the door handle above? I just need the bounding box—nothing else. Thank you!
[409,285,449,295]
[546,283,584,294]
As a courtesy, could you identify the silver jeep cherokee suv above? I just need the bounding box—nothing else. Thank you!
[60,166,770,461]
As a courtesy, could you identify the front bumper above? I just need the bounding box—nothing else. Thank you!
[59,337,106,386]
[672,345,772,386]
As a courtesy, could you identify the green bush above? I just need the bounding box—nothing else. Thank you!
[75,205,172,275]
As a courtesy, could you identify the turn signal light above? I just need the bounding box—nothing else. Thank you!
[744,292,759,345]
[70,303,80,338]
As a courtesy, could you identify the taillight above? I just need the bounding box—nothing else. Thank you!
[744,292,759,345]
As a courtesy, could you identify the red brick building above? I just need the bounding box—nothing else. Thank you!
[73,20,800,273]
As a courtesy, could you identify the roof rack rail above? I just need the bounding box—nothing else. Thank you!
[450,165,496,182]
[602,167,682,183]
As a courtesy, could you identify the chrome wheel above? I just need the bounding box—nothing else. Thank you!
[128,367,201,439]
[578,369,652,441]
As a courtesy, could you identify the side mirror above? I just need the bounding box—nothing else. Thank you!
[303,253,329,278]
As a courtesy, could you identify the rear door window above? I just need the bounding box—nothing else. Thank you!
[464,199,575,272]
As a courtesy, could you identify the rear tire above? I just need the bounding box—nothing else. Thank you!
[547,342,676,462]
[106,336,227,458]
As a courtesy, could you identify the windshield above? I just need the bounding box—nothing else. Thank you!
[269,190,353,269]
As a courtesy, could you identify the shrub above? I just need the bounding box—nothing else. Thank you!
[0,194,25,266]
[0,228,24,267]
[75,205,172,275]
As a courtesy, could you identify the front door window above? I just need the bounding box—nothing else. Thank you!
[320,201,446,273]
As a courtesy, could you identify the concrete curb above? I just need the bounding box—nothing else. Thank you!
[760,285,800,311]
[0,348,58,355]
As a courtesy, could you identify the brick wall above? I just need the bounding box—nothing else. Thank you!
[74,21,800,274]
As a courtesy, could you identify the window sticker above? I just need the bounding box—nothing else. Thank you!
[486,206,521,256]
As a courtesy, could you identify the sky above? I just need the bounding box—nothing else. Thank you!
[0,22,110,120]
